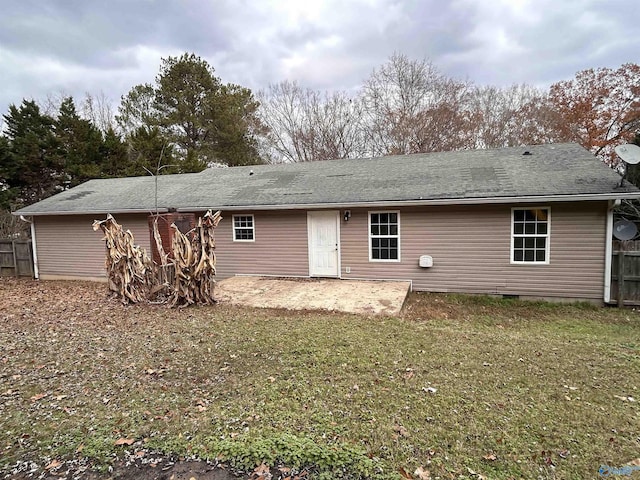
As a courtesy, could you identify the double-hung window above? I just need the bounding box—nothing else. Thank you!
[369,211,400,261]
[233,215,255,242]
[511,208,550,263]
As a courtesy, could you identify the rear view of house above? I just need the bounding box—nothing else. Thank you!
[14,143,640,303]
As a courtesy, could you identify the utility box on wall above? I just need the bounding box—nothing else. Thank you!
[419,255,433,268]
[148,213,196,264]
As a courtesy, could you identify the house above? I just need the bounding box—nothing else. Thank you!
[13,143,640,303]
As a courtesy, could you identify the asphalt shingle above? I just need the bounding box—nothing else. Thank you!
[13,143,639,215]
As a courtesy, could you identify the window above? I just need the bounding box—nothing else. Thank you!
[233,215,255,241]
[511,208,550,263]
[369,211,400,261]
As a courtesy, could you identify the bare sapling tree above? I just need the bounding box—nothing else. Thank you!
[93,142,223,306]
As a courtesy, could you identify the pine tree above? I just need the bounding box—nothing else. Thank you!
[55,97,104,187]
[0,136,16,210]
[1,100,60,206]
[100,127,129,177]
[125,126,177,176]
[118,53,264,170]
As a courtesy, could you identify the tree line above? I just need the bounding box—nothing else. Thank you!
[1,52,639,216]
[0,53,265,212]
[260,54,640,166]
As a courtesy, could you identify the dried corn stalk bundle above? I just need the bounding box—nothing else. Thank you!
[150,215,172,296]
[168,210,222,308]
[92,214,155,304]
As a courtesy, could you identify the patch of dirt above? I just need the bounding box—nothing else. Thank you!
[124,460,236,479]
[215,276,410,315]
[7,459,246,480]
[6,457,306,480]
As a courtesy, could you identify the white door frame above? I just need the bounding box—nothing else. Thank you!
[307,210,341,278]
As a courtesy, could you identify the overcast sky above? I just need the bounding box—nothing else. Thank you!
[1,0,638,119]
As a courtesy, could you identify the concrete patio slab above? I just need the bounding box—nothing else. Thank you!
[215,276,411,316]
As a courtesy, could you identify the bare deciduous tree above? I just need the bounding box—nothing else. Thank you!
[468,84,550,148]
[226,56,640,167]
[38,91,69,117]
[80,91,116,133]
[36,91,117,133]
[361,53,475,156]
[259,81,366,163]
[0,211,29,238]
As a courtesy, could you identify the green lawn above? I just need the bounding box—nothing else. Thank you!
[1,279,639,479]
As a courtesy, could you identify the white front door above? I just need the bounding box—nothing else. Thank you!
[308,211,340,277]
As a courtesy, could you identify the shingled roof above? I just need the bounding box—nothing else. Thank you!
[14,143,640,216]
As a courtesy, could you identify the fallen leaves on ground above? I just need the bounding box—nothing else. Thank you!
[2,278,640,480]
[393,424,409,437]
[466,467,487,479]
[44,459,62,470]
[414,466,431,479]
[115,438,135,446]
[251,463,271,479]
[398,466,412,479]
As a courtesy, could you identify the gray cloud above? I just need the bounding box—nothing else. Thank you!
[1,0,638,121]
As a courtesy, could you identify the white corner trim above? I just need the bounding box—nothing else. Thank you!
[30,219,39,279]
[603,199,618,303]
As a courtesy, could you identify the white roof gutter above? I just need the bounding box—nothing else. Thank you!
[176,192,640,212]
[11,192,640,216]
[11,208,170,217]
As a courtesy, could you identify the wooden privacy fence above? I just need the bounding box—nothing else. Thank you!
[0,239,34,278]
[612,240,640,306]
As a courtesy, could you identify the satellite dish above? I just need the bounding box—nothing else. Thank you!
[613,219,638,241]
[615,144,640,165]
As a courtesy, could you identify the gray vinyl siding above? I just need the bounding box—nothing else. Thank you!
[34,214,151,279]
[215,210,309,278]
[340,202,607,300]
[33,211,309,280]
[32,202,607,301]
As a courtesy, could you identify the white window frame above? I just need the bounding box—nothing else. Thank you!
[368,210,401,262]
[510,207,550,264]
[232,214,255,242]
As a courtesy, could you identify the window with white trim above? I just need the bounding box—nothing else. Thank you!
[369,211,400,261]
[233,215,255,241]
[511,208,550,263]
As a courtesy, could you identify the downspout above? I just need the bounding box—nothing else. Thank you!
[20,215,39,280]
[603,199,619,303]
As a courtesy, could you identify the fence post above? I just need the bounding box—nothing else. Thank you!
[617,251,625,307]
[11,240,18,278]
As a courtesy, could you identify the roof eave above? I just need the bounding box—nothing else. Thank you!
[177,192,640,212]
[13,192,640,216]
[13,208,170,217]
